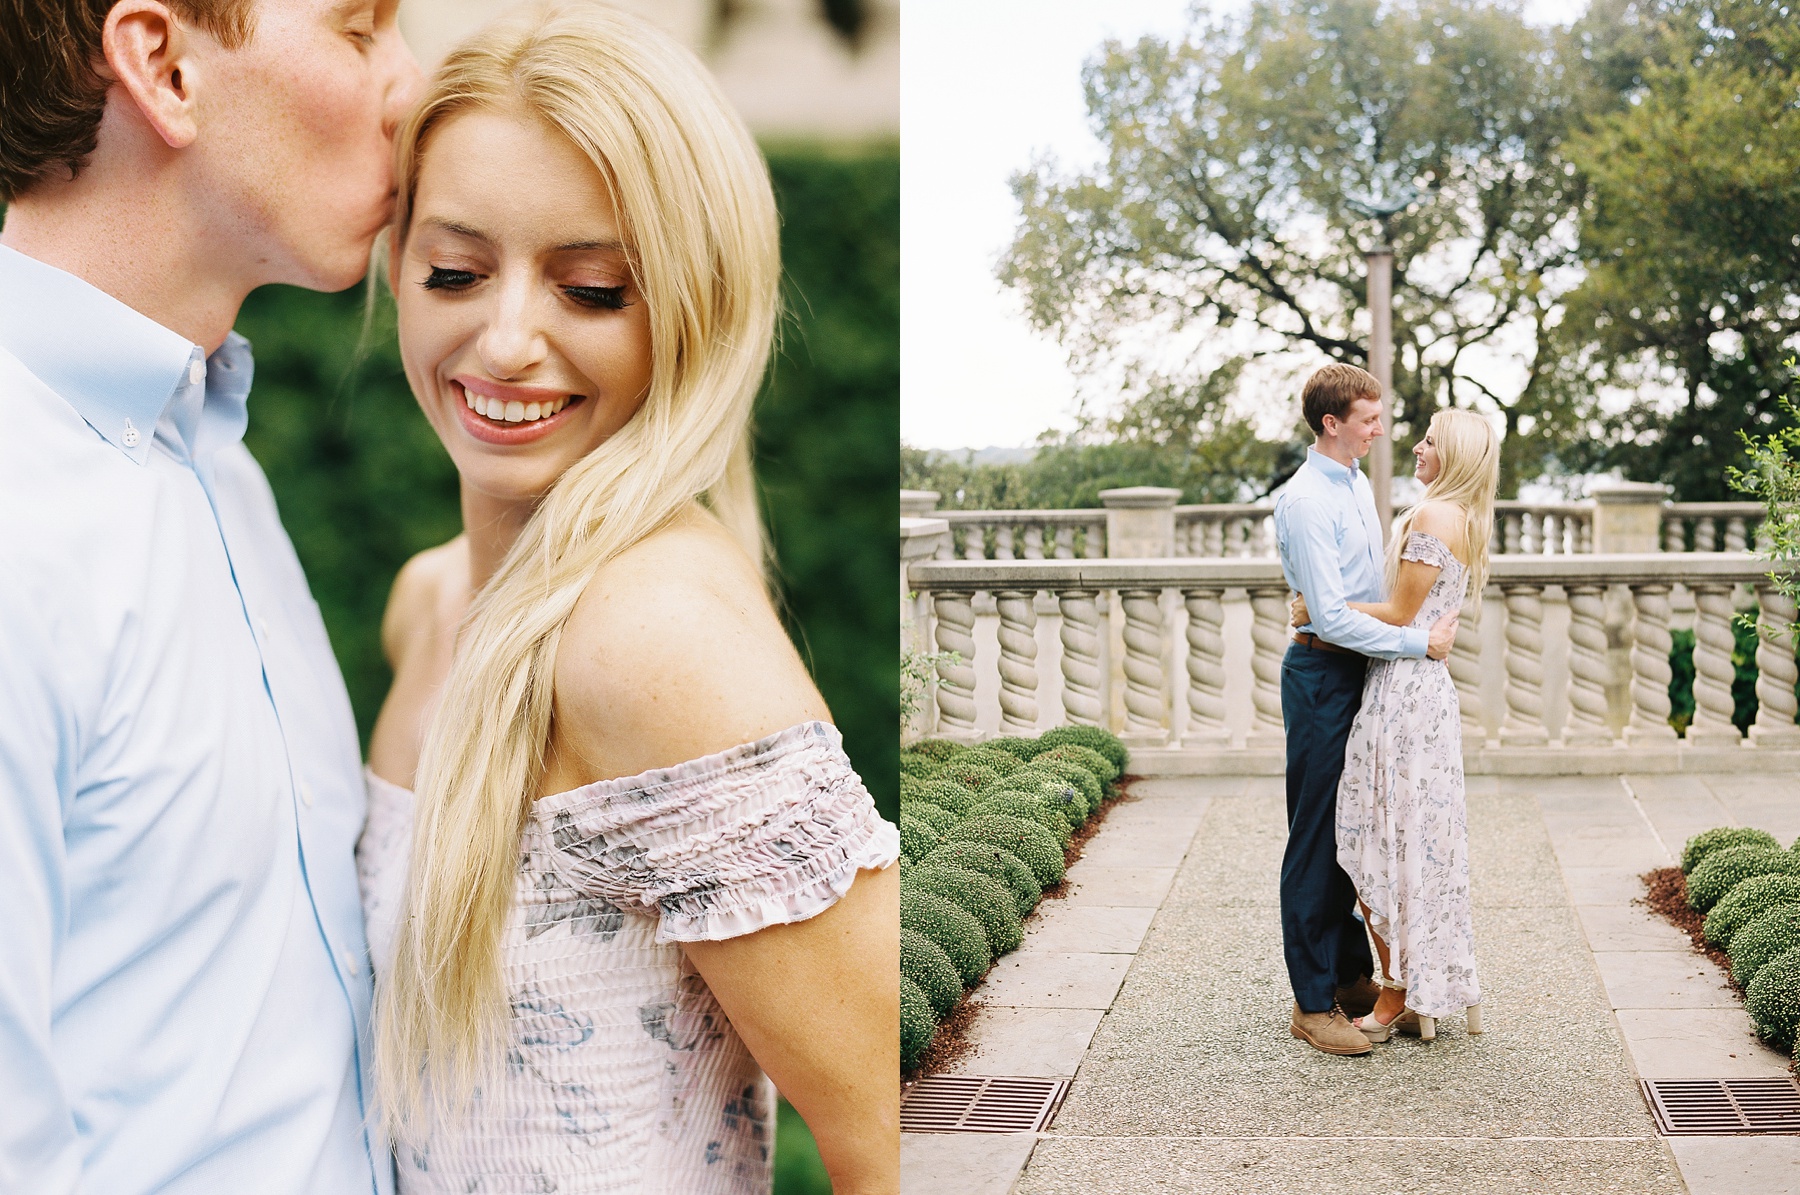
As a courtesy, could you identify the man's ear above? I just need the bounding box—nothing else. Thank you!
[103,1,199,150]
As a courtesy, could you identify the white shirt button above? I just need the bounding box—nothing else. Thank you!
[257,617,271,639]
[300,782,315,808]
[121,419,140,448]
[340,948,359,975]
[189,360,204,385]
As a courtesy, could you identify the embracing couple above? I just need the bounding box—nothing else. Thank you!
[0,2,897,1193]
[1273,364,1499,1057]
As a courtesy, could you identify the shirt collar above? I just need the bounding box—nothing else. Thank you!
[1306,446,1361,486]
[0,243,251,466]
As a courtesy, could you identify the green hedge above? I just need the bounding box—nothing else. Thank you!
[1679,825,1800,1057]
[1704,873,1800,947]
[234,145,898,822]
[1682,826,1781,875]
[1687,844,1800,911]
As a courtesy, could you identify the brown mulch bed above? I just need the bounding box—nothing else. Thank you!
[1640,866,1742,996]
[903,775,1141,1084]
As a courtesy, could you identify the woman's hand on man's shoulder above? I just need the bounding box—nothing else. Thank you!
[549,510,829,783]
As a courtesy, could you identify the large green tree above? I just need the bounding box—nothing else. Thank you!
[1000,0,1589,495]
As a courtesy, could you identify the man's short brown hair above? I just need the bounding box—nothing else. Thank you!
[1301,362,1382,435]
[0,0,255,202]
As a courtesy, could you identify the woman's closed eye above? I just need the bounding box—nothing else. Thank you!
[564,284,629,310]
[421,266,479,292]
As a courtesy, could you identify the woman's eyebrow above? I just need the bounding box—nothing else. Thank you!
[554,239,628,253]
[420,217,488,242]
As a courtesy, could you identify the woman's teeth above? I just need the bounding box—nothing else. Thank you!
[462,387,571,423]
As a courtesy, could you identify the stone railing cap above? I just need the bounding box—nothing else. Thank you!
[1098,486,1183,509]
[1590,481,1671,504]
[901,516,949,539]
[899,490,940,516]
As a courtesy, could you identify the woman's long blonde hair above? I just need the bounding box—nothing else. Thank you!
[374,3,781,1135]
[1385,409,1500,599]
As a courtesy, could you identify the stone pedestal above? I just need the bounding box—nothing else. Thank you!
[1100,487,1181,558]
[1592,483,1669,554]
[900,489,940,518]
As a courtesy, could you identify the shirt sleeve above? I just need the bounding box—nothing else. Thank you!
[540,722,900,944]
[1285,496,1429,660]
[0,584,85,1195]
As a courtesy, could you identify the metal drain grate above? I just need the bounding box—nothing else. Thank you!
[900,1075,1069,1134]
[1642,1078,1800,1135]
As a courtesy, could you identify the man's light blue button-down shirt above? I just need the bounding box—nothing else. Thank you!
[1273,446,1428,660]
[0,245,390,1195]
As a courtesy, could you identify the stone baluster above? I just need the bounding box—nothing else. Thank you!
[1503,514,1522,555]
[962,524,986,561]
[1695,518,1717,553]
[994,589,1039,733]
[1022,524,1045,560]
[1756,518,1772,553]
[934,532,955,561]
[1245,586,1290,748]
[1082,520,1105,559]
[1182,587,1230,745]
[1521,512,1540,555]
[1625,583,1677,742]
[1057,589,1104,726]
[1563,583,1614,746]
[1663,517,1685,553]
[1577,515,1593,553]
[1499,583,1549,746]
[1250,517,1272,557]
[1751,585,1800,747]
[1119,589,1168,743]
[1726,517,1747,553]
[1687,583,1741,745]
[994,524,1016,561]
[1542,513,1560,555]
[931,591,978,732]
[1203,518,1224,558]
[1053,525,1075,560]
[1448,588,1485,744]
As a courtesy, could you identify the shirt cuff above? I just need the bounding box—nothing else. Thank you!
[1402,626,1429,658]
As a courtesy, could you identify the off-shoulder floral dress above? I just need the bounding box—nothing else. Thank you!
[1335,531,1480,1019]
[357,721,899,1194]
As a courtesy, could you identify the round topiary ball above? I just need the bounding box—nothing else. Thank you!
[1036,725,1128,773]
[901,800,959,837]
[908,738,968,764]
[900,887,992,985]
[926,841,1041,918]
[1036,743,1120,787]
[1682,826,1781,874]
[1746,945,1800,1050]
[901,926,963,1017]
[1000,766,1092,823]
[1027,758,1102,818]
[909,863,1024,956]
[899,774,927,804]
[1731,905,1800,988]
[1687,845,1800,911]
[899,813,943,865]
[899,752,941,782]
[900,976,935,1072]
[935,760,1004,796]
[916,777,979,817]
[947,815,1065,888]
[958,747,1022,777]
[968,792,1073,847]
[1704,874,1800,946]
[982,736,1045,762]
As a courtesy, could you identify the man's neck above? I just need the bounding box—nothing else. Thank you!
[1312,438,1359,470]
[1,178,250,356]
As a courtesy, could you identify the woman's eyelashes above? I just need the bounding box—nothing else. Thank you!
[418,267,629,311]
[563,284,629,310]
[422,266,478,292]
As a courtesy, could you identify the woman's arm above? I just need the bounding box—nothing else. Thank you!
[1290,502,1465,628]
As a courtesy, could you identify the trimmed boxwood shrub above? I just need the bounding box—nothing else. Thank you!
[1687,845,1800,911]
[926,841,1041,917]
[982,736,1045,761]
[968,792,1072,848]
[908,738,968,764]
[957,747,1021,776]
[948,815,1065,887]
[1682,826,1781,874]
[899,774,926,804]
[1704,874,1800,946]
[898,813,942,864]
[910,863,1024,955]
[935,760,1004,796]
[1036,725,1127,773]
[1037,743,1119,787]
[900,888,991,984]
[1730,905,1800,988]
[1001,766,1093,823]
[1029,757,1103,816]
[900,976,935,1071]
[916,777,979,817]
[898,752,940,781]
[901,800,959,836]
[900,927,962,1017]
[1746,945,1800,1050]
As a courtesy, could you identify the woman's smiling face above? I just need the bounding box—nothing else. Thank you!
[394,106,653,506]
[1413,425,1442,485]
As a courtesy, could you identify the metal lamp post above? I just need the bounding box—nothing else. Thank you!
[1346,187,1418,538]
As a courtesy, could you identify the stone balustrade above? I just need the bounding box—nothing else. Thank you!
[903,550,1800,774]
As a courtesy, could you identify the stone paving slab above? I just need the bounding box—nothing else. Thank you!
[976,949,1134,1010]
[1575,903,1693,952]
[899,1131,1037,1195]
[1591,949,1739,1009]
[1059,866,1179,908]
[940,1006,1104,1078]
[1615,1008,1791,1078]
[1668,1135,1800,1195]
[1018,904,1156,954]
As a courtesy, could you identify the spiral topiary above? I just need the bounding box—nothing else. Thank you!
[1027,757,1102,817]
[982,736,1045,761]
[900,976,935,1072]
[1036,743,1119,787]
[1730,905,1800,988]
[947,814,1065,887]
[909,863,1024,956]
[901,800,959,837]
[908,738,968,764]
[926,841,1041,918]
[935,760,1004,797]
[1703,874,1800,946]
[900,926,963,1017]
[1036,724,1127,773]
[968,792,1072,848]
[900,887,992,984]
[957,747,1021,777]
[1681,826,1781,874]
[1687,845,1800,911]
[1746,945,1800,1050]
[1000,766,1093,823]
[899,751,941,782]
[898,813,943,864]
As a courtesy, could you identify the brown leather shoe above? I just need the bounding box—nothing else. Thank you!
[1291,1003,1374,1056]
[1335,975,1382,1020]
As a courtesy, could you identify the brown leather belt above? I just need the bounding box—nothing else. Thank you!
[1292,632,1355,656]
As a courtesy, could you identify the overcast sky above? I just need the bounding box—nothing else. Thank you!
[900,0,1590,452]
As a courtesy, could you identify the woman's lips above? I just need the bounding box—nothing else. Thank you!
[452,378,586,445]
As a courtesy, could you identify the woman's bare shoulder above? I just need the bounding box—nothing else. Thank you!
[381,537,468,668]
[1411,499,1468,541]
[548,508,828,784]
